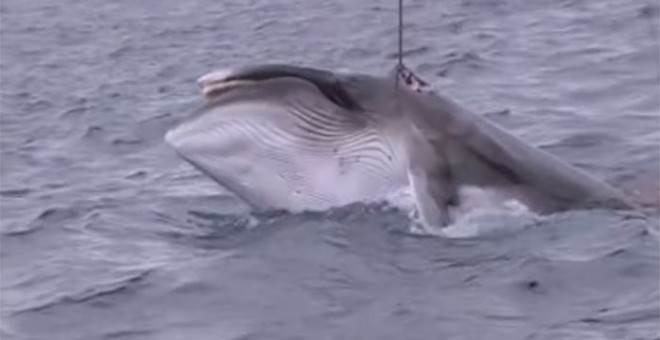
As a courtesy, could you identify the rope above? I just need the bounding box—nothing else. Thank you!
[395,0,404,90]
[398,0,404,69]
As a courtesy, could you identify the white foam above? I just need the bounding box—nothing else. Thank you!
[390,185,538,238]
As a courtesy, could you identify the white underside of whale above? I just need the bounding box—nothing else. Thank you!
[166,99,412,213]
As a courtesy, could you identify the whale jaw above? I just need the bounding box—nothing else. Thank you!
[166,71,410,213]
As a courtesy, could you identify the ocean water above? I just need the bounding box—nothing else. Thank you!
[1,0,659,339]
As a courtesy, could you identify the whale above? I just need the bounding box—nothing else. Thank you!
[165,63,636,233]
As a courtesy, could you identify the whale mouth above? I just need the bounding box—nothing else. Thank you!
[196,65,364,111]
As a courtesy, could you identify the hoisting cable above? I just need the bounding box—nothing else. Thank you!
[398,0,404,69]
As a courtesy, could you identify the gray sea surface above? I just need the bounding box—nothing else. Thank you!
[1,0,659,339]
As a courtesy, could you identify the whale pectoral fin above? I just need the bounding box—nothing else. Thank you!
[407,155,458,233]
[408,168,449,231]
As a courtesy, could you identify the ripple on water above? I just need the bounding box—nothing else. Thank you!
[1,0,658,339]
[0,188,32,198]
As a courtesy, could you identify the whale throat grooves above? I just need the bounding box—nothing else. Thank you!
[165,77,407,212]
